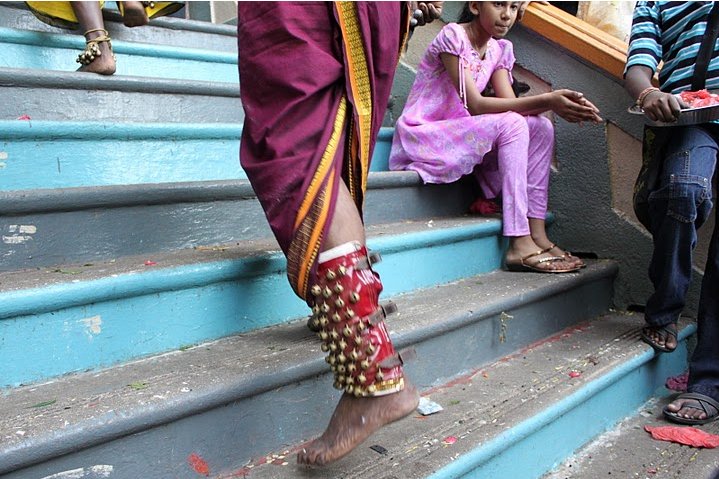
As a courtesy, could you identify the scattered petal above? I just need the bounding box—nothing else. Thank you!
[144,260,158,266]
[128,381,149,390]
[188,453,210,476]
[666,371,689,392]
[28,399,56,408]
[569,371,581,378]
[17,115,31,120]
[442,436,457,446]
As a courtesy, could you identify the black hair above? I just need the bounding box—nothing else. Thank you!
[457,2,475,23]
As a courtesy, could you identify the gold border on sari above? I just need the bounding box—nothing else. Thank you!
[287,97,348,299]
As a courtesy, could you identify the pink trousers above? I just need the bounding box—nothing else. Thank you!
[474,113,554,237]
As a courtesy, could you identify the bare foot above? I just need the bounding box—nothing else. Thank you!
[120,1,149,27]
[77,40,116,75]
[297,381,419,466]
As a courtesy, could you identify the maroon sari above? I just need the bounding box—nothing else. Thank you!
[238,2,410,301]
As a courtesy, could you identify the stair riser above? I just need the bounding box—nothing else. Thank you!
[2,86,243,123]
[0,177,475,271]
[1,124,396,191]
[0,268,615,478]
[0,223,504,388]
[0,41,237,83]
[428,335,691,479]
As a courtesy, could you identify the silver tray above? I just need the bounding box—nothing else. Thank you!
[628,93,719,127]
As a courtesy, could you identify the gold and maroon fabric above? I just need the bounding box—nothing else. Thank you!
[238,2,410,301]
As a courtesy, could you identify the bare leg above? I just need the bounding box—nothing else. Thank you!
[297,182,419,466]
[118,1,149,27]
[70,2,116,75]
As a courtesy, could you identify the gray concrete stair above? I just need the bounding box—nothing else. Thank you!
[0,261,617,478]
[545,395,719,479]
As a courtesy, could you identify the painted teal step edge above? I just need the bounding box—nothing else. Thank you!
[2,120,240,140]
[428,323,696,479]
[0,221,504,387]
[0,26,236,64]
[2,120,392,142]
[0,121,395,190]
[0,66,241,96]
[0,222,500,320]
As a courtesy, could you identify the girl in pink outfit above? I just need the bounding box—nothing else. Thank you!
[390,1,602,273]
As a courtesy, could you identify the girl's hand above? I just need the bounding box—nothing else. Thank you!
[641,91,683,123]
[549,89,603,123]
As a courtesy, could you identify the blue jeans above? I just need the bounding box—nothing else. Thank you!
[646,125,718,400]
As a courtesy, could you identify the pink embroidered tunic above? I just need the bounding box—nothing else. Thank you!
[390,23,517,183]
[390,23,555,237]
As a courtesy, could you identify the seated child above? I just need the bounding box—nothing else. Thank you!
[390,1,602,273]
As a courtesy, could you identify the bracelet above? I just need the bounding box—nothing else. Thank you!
[636,87,661,108]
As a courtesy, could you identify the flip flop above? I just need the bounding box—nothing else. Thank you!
[663,392,719,425]
[641,323,678,353]
[505,249,582,274]
[542,243,586,269]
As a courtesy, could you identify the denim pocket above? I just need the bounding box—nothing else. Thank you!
[649,173,711,223]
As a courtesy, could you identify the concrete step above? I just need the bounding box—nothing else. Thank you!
[0,121,402,191]
[0,2,238,52]
[0,25,237,82]
[222,315,692,479]
[0,260,617,478]
[0,171,477,271]
[0,67,243,123]
[0,216,506,387]
[545,393,719,479]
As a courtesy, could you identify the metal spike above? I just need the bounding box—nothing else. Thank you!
[326,270,336,281]
[333,284,344,294]
[310,285,322,296]
[322,287,332,299]
[349,292,360,303]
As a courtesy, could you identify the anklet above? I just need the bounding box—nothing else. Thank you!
[77,28,113,66]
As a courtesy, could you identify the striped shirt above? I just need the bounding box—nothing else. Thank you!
[625,1,719,93]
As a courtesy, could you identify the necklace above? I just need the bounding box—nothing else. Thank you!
[466,25,488,59]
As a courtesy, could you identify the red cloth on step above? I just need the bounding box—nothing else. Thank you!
[644,425,719,448]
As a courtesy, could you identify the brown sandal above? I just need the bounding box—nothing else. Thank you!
[505,249,582,274]
[542,243,586,269]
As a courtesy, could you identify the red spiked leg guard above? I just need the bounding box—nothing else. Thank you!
[308,243,404,397]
